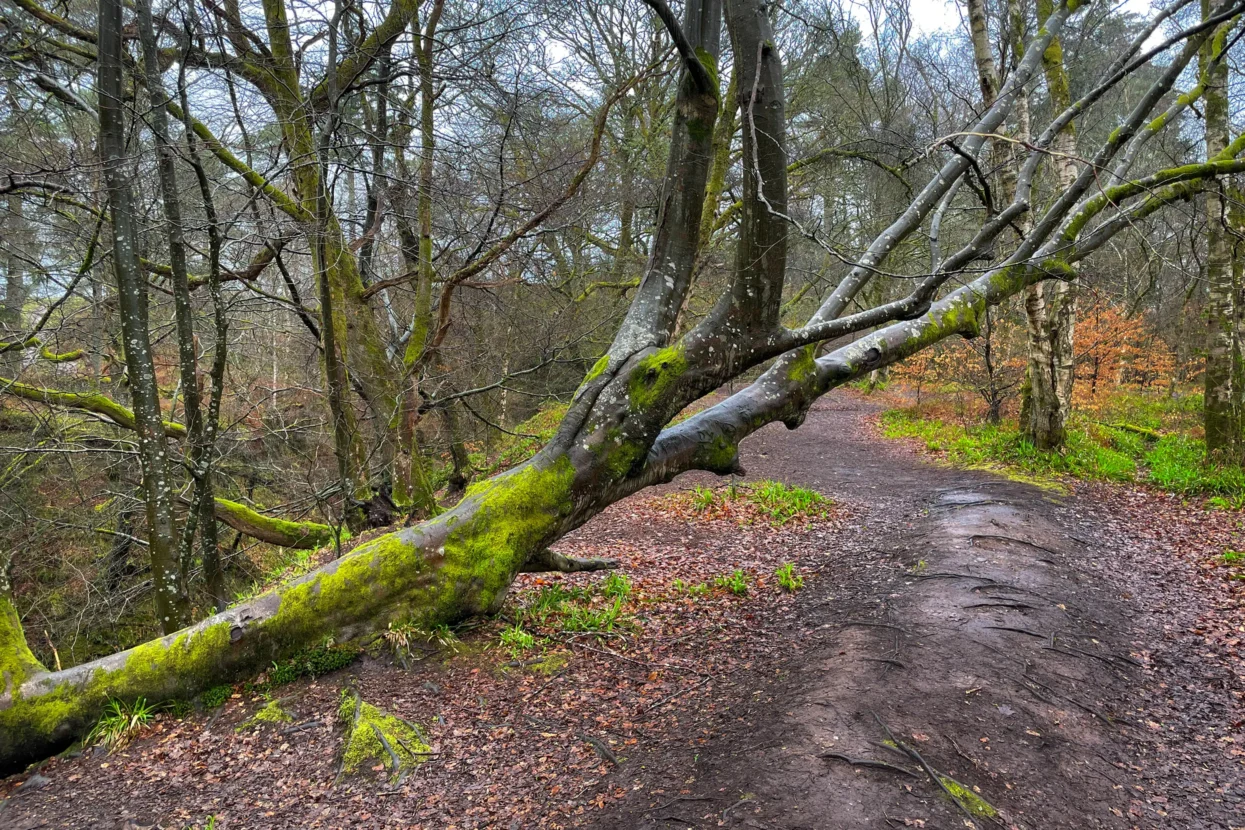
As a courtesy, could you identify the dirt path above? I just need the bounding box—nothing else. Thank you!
[587,392,1244,829]
[1,391,1241,829]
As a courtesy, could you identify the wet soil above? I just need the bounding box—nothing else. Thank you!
[586,393,1244,830]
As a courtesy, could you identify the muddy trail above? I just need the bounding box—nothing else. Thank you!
[2,392,1242,829]
[586,393,1244,830]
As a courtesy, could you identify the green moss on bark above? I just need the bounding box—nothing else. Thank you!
[628,345,688,414]
[438,457,576,618]
[338,690,430,780]
[0,595,44,694]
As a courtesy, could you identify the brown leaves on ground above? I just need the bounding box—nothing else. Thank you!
[0,485,854,830]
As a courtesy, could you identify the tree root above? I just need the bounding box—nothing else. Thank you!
[871,712,999,828]
[337,688,432,783]
[820,751,917,777]
[521,549,619,573]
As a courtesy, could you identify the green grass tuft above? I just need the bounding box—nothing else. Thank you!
[775,562,804,592]
[85,697,158,752]
[714,569,749,596]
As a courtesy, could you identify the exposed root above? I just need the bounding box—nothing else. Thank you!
[337,688,432,783]
[871,712,999,827]
[819,752,916,777]
[521,549,620,573]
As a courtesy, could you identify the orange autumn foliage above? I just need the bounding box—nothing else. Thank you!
[1073,296,1175,411]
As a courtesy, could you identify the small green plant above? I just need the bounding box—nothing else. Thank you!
[165,699,193,719]
[715,569,749,596]
[385,620,461,661]
[202,685,232,709]
[909,559,928,575]
[85,697,158,752]
[267,641,359,686]
[690,484,718,511]
[500,624,536,657]
[748,480,832,524]
[1222,550,1245,565]
[671,578,710,598]
[1209,493,1245,510]
[524,583,590,621]
[562,597,625,632]
[775,562,804,592]
[602,571,632,599]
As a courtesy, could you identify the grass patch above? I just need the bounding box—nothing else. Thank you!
[85,697,158,752]
[510,579,632,637]
[671,578,711,597]
[775,562,804,592]
[561,597,625,632]
[602,571,632,599]
[880,405,1245,500]
[684,480,834,525]
[499,624,535,657]
[714,569,750,596]
[880,409,1133,484]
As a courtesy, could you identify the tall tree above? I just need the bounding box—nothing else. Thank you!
[97,0,186,631]
[1019,0,1079,448]
[1202,0,1239,456]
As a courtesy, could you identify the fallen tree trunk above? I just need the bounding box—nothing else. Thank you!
[0,455,577,772]
[210,499,338,550]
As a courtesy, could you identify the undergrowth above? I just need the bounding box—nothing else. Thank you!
[261,640,360,689]
[880,400,1245,499]
[685,480,833,525]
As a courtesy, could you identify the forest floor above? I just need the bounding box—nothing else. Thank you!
[1,390,1243,829]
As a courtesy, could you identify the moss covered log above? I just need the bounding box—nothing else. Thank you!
[0,378,187,438]
[211,499,338,549]
[0,455,575,773]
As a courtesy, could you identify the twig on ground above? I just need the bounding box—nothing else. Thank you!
[642,675,712,714]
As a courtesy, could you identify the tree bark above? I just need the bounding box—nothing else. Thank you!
[1203,0,1238,457]
[135,0,221,593]
[1021,0,1079,449]
[97,0,187,633]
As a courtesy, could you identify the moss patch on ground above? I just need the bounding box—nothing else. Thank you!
[237,699,293,731]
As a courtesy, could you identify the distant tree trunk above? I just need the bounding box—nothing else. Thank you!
[177,46,230,611]
[98,0,186,632]
[1020,0,1078,450]
[390,0,445,517]
[700,63,739,243]
[1203,0,1239,458]
[1,193,27,376]
[135,0,219,597]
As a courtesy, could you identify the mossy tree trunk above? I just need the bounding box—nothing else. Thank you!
[1202,0,1240,458]
[1020,0,1079,450]
[6,0,1245,774]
